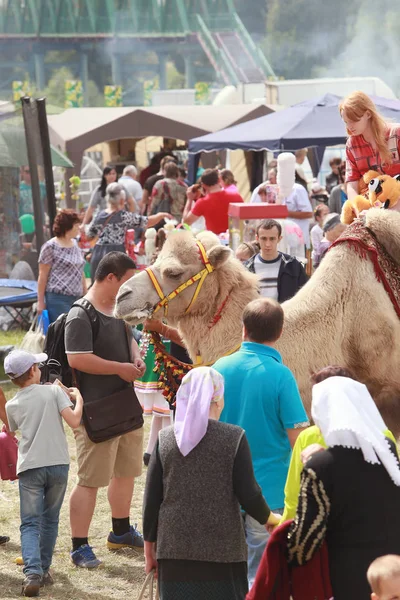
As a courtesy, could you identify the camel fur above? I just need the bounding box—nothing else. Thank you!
[115,230,259,365]
[115,212,400,435]
[276,208,400,434]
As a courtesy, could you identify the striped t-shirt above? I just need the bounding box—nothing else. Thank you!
[254,253,281,300]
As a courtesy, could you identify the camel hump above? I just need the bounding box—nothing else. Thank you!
[365,208,400,265]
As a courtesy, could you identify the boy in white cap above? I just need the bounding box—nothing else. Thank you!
[4,350,83,597]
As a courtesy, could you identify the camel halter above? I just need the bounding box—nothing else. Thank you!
[145,241,214,318]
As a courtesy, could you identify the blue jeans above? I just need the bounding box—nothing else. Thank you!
[19,465,69,576]
[45,292,79,323]
[245,509,284,588]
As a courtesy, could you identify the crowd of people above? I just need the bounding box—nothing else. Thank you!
[1,90,400,599]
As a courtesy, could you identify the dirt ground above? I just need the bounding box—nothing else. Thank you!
[0,371,151,599]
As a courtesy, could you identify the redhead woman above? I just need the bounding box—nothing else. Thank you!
[340,91,400,201]
[37,210,86,323]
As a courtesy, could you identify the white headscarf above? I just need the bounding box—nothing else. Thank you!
[174,367,224,457]
[312,376,400,486]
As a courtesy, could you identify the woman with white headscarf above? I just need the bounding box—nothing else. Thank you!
[143,367,280,600]
[287,375,400,600]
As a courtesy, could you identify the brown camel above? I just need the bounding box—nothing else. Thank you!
[115,210,400,434]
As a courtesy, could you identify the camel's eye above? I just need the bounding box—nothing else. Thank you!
[164,268,184,280]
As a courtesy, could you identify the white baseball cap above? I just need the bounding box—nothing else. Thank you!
[4,350,48,379]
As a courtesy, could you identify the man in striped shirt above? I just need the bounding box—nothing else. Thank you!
[245,219,308,303]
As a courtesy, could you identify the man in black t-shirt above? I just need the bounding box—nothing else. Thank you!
[65,252,145,568]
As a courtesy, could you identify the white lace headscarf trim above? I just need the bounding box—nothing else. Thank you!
[312,376,400,486]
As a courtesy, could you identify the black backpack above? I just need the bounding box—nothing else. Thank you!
[40,298,99,388]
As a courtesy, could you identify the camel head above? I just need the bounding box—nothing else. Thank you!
[115,230,240,326]
[365,207,400,265]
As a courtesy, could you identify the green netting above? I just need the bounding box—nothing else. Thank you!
[0,115,72,168]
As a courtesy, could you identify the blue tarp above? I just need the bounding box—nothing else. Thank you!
[188,93,400,154]
[0,279,37,304]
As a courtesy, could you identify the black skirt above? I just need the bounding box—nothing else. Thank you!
[158,559,248,600]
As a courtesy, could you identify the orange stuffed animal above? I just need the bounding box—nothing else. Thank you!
[341,170,400,225]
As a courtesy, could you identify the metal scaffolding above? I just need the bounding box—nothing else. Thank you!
[0,1,276,99]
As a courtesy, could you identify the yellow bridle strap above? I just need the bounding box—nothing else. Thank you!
[146,241,215,317]
[197,240,214,274]
[146,268,165,303]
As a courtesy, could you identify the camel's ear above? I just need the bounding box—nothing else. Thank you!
[207,244,232,269]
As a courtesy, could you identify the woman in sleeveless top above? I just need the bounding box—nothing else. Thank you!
[143,367,280,600]
[339,91,400,201]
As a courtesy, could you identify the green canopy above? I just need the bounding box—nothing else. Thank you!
[0,123,73,168]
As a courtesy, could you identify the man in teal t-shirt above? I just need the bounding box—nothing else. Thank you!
[214,297,309,586]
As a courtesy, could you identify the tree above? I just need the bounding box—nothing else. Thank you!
[41,66,103,108]
[264,0,362,80]
[316,1,400,95]
[167,61,185,89]
[235,0,268,35]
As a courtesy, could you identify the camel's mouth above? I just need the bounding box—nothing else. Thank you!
[114,300,154,325]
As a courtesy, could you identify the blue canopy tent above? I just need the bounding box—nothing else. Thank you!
[188,93,400,183]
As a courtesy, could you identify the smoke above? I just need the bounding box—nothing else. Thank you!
[317,1,400,96]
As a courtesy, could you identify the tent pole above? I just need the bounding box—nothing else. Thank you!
[21,96,45,253]
[36,97,57,231]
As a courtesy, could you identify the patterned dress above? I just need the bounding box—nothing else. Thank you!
[88,209,148,280]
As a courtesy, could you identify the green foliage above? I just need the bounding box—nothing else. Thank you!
[264,0,362,80]
[37,66,104,108]
[235,0,268,35]
[87,79,104,107]
[167,61,185,89]
[42,66,74,107]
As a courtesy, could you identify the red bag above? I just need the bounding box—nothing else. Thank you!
[0,425,18,481]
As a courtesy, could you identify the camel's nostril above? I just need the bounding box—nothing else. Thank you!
[117,289,131,302]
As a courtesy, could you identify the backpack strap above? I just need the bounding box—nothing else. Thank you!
[69,298,101,389]
[71,297,100,341]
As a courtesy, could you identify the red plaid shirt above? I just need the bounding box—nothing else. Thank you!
[345,124,400,183]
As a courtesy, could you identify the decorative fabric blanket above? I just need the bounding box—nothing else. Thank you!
[329,218,400,319]
[151,332,193,407]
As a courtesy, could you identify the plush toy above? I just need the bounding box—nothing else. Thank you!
[341,170,400,225]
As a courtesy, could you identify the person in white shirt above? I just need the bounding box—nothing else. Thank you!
[119,165,143,213]
[282,183,313,249]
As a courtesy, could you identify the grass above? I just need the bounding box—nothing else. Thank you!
[0,330,25,385]
[0,330,151,599]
